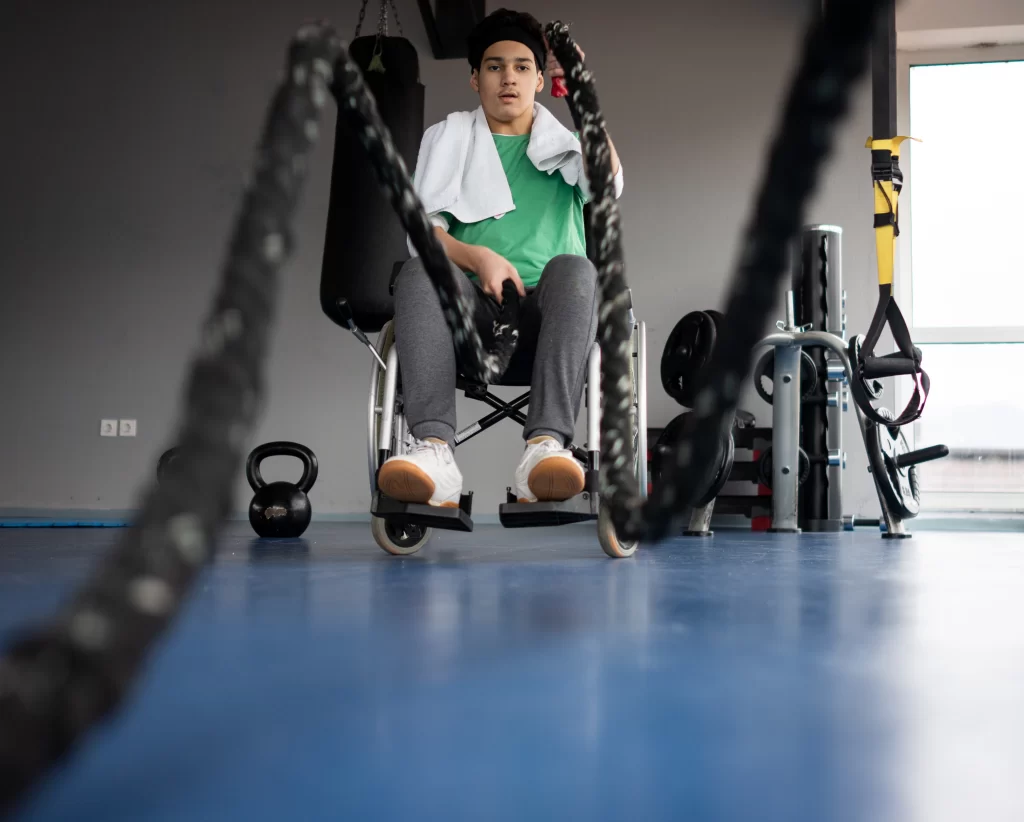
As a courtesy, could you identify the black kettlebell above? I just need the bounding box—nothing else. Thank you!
[245,441,318,539]
[156,447,179,484]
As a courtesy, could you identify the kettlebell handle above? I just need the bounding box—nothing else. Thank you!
[156,447,179,483]
[245,441,318,494]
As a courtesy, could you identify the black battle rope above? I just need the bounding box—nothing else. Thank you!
[0,22,513,814]
[0,1,884,811]
[546,0,886,542]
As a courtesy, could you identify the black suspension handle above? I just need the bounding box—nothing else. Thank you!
[895,444,949,469]
[861,352,920,378]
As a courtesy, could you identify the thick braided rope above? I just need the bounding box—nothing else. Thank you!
[543,23,640,534]
[0,21,514,814]
[547,0,885,542]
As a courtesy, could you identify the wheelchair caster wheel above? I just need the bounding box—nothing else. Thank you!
[371,517,431,556]
[597,504,639,559]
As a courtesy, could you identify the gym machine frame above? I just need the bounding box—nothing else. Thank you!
[756,293,898,533]
[684,288,923,538]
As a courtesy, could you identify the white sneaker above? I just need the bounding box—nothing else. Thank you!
[377,438,463,507]
[513,437,586,503]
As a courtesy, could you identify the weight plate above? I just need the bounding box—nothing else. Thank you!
[800,350,820,397]
[865,407,920,519]
[156,448,179,484]
[701,309,726,405]
[753,349,819,404]
[697,425,735,508]
[651,411,734,508]
[705,309,725,335]
[752,352,774,404]
[848,334,885,403]
[700,309,727,407]
[756,446,811,489]
[734,408,757,429]
[651,413,689,487]
[660,311,717,406]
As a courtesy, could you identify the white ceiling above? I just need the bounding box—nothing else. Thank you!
[898,23,1024,50]
[896,0,1024,33]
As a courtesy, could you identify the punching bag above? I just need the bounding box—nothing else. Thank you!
[320,36,424,333]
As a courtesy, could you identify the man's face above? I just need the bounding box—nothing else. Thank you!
[471,40,543,123]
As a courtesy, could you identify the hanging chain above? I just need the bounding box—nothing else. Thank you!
[368,0,388,71]
[353,0,395,72]
[388,0,404,35]
[355,1,402,44]
[354,0,371,38]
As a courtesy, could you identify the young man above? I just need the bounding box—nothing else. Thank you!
[377,8,623,507]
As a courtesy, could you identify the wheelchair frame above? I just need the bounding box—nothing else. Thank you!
[364,307,648,558]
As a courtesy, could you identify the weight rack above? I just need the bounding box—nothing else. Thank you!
[794,225,847,532]
[686,289,945,538]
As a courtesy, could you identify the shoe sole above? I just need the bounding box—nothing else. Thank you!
[378,462,459,508]
[527,457,585,503]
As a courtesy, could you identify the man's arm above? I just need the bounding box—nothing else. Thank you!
[581,130,621,178]
[607,134,621,177]
[433,225,479,273]
[432,226,526,301]
[546,41,621,180]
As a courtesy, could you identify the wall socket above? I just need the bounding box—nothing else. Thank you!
[119,419,137,437]
[100,419,118,437]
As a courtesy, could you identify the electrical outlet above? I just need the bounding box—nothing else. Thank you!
[100,419,118,437]
[119,419,137,437]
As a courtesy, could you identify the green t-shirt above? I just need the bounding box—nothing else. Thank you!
[442,133,587,289]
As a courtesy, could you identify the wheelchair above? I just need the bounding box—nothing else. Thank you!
[362,285,649,559]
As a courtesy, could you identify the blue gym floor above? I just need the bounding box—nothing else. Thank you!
[3,523,1023,821]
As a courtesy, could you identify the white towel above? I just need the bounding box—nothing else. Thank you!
[407,102,623,256]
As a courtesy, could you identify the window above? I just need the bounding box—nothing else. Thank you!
[912,343,1024,509]
[898,48,1024,512]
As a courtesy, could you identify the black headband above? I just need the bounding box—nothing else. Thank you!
[470,25,546,73]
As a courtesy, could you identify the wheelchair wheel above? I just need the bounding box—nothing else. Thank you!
[366,321,394,490]
[367,321,433,556]
[597,503,639,558]
[371,516,431,556]
[598,320,647,560]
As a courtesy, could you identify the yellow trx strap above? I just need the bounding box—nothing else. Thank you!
[865,135,919,287]
[849,134,931,428]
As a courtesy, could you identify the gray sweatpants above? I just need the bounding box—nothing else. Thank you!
[393,254,599,448]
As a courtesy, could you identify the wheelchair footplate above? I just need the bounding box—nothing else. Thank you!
[372,491,475,532]
[498,471,601,528]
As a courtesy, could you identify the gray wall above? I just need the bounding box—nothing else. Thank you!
[1,0,891,518]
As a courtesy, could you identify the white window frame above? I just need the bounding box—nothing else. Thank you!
[896,44,1024,512]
